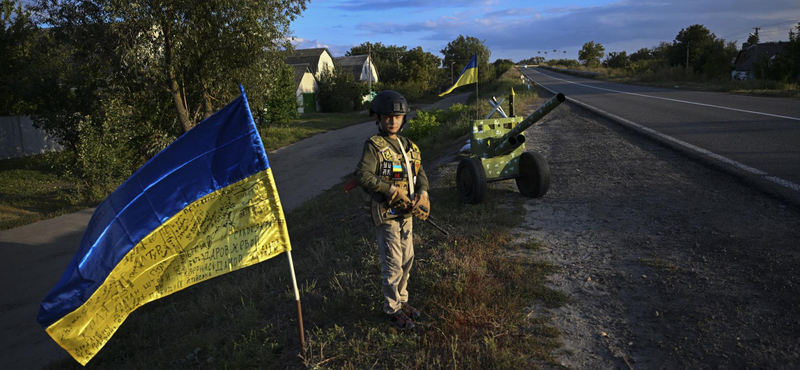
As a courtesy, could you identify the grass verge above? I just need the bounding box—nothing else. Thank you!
[42,72,567,369]
[0,152,95,231]
[261,111,371,151]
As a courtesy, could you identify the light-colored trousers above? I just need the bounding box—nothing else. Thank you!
[375,217,414,315]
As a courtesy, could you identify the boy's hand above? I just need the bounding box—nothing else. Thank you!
[411,193,430,220]
[388,186,412,210]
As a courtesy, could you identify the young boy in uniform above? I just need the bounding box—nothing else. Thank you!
[355,90,430,330]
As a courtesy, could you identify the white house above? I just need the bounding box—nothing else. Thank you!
[334,54,379,83]
[285,48,336,79]
[291,63,320,114]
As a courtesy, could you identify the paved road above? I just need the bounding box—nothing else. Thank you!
[521,67,800,201]
[0,92,469,370]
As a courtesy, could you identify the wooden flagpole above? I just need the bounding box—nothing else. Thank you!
[286,251,305,349]
[475,54,479,119]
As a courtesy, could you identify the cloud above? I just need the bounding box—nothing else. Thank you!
[291,37,353,56]
[352,0,800,60]
[329,0,488,11]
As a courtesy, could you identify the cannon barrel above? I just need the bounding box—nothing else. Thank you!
[492,93,565,156]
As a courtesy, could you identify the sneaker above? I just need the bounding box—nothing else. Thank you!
[387,311,416,330]
[401,302,421,321]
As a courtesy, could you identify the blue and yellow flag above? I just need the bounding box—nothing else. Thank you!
[37,89,291,365]
[439,53,478,97]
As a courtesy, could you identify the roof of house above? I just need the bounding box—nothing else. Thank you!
[335,54,370,67]
[290,63,311,86]
[285,48,332,74]
[733,42,789,71]
[333,54,377,81]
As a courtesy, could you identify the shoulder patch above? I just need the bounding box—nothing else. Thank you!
[381,148,394,161]
[369,135,388,148]
[409,139,420,153]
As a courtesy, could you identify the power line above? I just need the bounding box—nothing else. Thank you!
[720,19,798,39]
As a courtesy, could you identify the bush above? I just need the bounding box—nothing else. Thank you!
[547,59,581,68]
[317,66,368,113]
[405,110,440,141]
[62,118,142,203]
[435,103,471,126]
[260,63,299,127]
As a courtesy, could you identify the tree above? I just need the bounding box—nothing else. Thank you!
[698,39,738,80]
[440,35,493,84]
[31,0,308,135]
[670,24,716,72]
[397,46,442,98]
[603,51,629,68]
[317,65,367,112]
[629,48,653,62]
[263,63,299,128]
[0,0,37,115]
[346,43,441,99]
[578,41,605,67]
[493,58,515,78]
[347,42,407,85]
[743,33,759,49]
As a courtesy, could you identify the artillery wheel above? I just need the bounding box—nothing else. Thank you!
[515,152,550,198]
[457,157,486,204]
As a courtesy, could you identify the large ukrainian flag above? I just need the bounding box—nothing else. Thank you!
[439,53,478,97]
[36,89,291,365]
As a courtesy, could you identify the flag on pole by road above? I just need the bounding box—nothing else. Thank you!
[439,53,478,97]
[37,88,294,365]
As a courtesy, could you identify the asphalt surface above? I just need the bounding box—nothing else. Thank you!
[521,67,800,202]
[0,92,470,370]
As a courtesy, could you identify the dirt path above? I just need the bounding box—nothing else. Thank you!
[0,92,470,370]
[512,99,800,368]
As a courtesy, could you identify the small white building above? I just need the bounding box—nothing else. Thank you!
[291,63,320,114]
[334,54,379,83]
[285,48,336,79]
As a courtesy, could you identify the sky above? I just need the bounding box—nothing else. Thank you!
[290,0,800,62]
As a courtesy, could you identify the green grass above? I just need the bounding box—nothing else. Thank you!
[261,111,371,151]
[0,152,94,230]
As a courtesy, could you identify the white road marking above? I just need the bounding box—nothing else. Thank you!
[529,68,800,121]
[524,70,800,194]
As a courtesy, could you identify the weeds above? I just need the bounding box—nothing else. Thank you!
[0,152,96,230]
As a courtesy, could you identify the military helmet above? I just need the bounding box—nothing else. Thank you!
[369,90,409,117]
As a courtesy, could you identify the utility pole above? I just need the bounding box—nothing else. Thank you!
[451,61,454,84]
[685,41,690,75]
[752,27,761,68]
[368,44,372,93]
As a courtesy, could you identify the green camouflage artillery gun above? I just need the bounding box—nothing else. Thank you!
[457,92,566,203]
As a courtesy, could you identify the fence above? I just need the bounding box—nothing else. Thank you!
[0,116,63,159]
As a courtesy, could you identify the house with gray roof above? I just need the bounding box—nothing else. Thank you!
[285,48,335,78]
[290,63,320,114]
[732,42,789,80]
[334,54,379,83]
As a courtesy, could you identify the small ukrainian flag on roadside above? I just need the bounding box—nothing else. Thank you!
[440,53,478,97]
[36,88,292,365]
